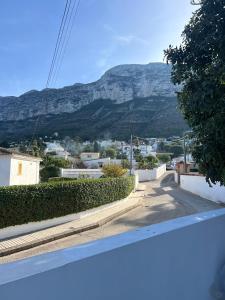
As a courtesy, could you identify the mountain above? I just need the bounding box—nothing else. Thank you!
[0,63,188,141]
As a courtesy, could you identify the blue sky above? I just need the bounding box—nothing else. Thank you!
[0,0,195,96]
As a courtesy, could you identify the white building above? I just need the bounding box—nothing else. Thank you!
[80,152,100,161]
[45,142,70,159]
[121,143,156,158]
[0,147,42,186]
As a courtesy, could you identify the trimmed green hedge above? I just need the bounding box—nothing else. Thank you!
[48,177,78,182]
[0,176,134,229]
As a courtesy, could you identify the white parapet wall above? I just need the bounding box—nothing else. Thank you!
[180,174,225,204]
[135,164,166,182]
[1,209,225,300]
[60,168,103,179]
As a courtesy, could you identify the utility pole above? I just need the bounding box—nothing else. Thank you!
[183,134,187,173]
[129,134,133,176]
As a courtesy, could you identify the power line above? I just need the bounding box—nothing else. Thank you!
[30,0,74,145]
[52,0,81,86]
[46,0,72,88]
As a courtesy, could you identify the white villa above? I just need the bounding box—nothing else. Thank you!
[80,152,100,161]
[45,142,70,159]
[0,147,42,186]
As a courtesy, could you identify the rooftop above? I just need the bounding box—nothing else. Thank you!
[0,147,42,161]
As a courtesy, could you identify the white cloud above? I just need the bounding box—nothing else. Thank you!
[95,24,151,72]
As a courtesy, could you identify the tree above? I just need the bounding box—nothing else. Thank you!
[0,141,10,148]
[93,141,100,152]
[40,156,71,181]
[164,144,183,159]
[165,0,225,185]
[105,148,116,159]
[157,153,171,164]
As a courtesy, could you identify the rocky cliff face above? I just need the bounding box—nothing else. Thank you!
[0,63,178,121]
[0,63,187,140]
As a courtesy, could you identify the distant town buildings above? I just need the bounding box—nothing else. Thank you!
[45,142,70,159]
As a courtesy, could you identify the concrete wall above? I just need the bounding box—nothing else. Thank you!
[180,174,225,203]
[174,172,178,184]
[1,209,225,300]
[61,168,103,179]
[9,158,40,186]
[135,164,166,182]
[0,156,11,186]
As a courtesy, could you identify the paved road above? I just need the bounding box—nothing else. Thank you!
[0,172,222,264]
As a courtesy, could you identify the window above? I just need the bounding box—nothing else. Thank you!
[18,162,23,176]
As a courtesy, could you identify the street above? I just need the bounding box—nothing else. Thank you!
[0,171,222,264]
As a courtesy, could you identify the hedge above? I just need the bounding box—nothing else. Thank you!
[0,176,134,229]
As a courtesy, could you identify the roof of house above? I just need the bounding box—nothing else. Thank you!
[0,147,42,161]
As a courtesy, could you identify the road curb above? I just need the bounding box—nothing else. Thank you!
[0,202,140,257]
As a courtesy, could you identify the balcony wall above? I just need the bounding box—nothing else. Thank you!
[0,209,225,300]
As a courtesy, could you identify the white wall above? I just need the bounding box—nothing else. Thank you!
[0,156,11,186]
[61,168,103,179]
[180,174,225,203]
[135,164,166,182]
[1,209,225,300]
[9,158,40,186]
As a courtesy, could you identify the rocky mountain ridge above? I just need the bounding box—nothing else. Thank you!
[0,63,187,140]
[0,63,177,121]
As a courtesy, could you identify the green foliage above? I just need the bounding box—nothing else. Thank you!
[41,156,71,182]
[165,0,225,185]
[138,155,159,170]
[0,177,134,229]
[93,141,100,152]
[48,177,78,182]
[164,144,183,158]
[157,153,171,163]
[82,144,94,152]
[42,156,70,168]
[105,148,117,159]
[116,152,127,159]
[121,159,130,169]
[40,166,59,182]
[102,164,127,177]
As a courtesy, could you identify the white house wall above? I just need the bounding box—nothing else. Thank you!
[180,174,225,204]
[9,158,40,186]
[0,156,11,186]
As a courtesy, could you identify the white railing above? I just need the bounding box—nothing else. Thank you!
[60,168,103,179]
[0,209,225,299]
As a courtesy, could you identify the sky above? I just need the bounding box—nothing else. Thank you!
[0,0,195,96]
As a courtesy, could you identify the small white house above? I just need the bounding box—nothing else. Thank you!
[80,152,100,161]
[44,142,70,159]
[0,147,42,186]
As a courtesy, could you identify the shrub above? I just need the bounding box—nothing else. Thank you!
[0,177,134,229]
[40,165,59,182]
[138,155,159,170]
[102,164,127,177]
[48,177,77,182]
